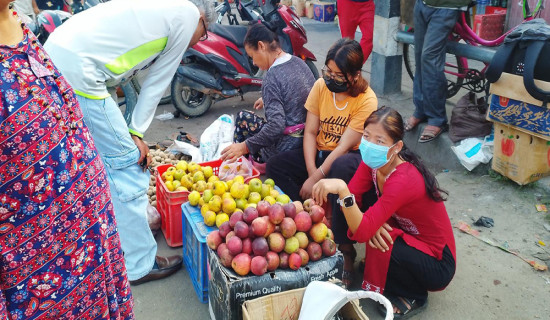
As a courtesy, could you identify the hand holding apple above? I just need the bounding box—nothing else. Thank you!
[311,178,348,206]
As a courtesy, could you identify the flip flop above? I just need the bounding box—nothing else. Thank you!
[418,124,448,143]
[404,116,426,132]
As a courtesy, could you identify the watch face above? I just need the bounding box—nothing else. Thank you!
[343,196,354,207]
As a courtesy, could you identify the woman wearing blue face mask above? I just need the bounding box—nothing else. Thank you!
[312,107,456,319]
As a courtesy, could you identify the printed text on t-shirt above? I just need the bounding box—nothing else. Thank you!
[320,115,351,143]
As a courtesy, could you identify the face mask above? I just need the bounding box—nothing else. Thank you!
[359,138,397,169]
[324,78,348,93]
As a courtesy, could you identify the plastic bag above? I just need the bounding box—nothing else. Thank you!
[147,203,161,232]
[165,140,202,162]
[298,281,393,320]
[200,114,235,161]
[451,134,494,171]
[218,157,254,181]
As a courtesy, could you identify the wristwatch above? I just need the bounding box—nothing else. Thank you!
[337,194,355,208]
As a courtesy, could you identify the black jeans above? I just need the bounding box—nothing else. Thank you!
[385,237,456,302]
[266,148,361,202]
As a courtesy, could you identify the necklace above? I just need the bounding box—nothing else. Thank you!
[332,92,348,111]
[0,11,82,137]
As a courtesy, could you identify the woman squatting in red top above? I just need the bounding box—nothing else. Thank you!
[312,107,456,318]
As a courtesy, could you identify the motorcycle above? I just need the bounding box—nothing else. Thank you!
[215,0,262,25]
[170,0,319,117]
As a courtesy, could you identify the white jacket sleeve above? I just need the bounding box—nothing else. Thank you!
[128,10,200,137]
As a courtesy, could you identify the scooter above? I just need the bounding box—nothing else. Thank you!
[171,0,318,117]
[215,0,262,25]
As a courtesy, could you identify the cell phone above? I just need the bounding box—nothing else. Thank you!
[140,157,148,171]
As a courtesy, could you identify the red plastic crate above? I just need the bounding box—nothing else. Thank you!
[155,159,260,247]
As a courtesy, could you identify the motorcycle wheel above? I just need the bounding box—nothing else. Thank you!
[131,76,172,105]
[305,59,320,79]
[171,80,213,117]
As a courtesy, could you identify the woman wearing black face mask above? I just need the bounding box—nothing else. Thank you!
[267,38,378,287]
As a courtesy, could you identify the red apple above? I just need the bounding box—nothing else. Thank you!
[250,256,268,276]
[288,252,302,270]
[309,205,325,223]
[207,230,222,250]
[256,200,270,217]
[265,251,280,271]
[232,253,251,276]
[268,203,285,225]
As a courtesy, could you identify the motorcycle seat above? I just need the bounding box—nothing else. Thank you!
[209,24,249,48]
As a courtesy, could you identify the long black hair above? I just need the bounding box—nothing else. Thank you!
[244,22,281,52]
[364,107,448,202]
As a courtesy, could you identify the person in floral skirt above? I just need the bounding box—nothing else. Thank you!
[0,3,134,319]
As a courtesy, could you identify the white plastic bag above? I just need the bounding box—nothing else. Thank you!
[451,134,494,171]
[199,114,235,161]
[298,281,393,320]
[165,140,202,162]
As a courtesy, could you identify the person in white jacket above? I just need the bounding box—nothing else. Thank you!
[44,0,215,285]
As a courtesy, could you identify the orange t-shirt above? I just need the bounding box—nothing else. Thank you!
[305,78,378,151]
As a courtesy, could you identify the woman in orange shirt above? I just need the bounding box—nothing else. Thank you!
[267,38,378,286]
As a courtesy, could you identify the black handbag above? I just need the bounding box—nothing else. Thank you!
[449,92,493,143]
[486,19,550,106]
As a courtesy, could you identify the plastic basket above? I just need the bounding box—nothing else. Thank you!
[182,202,217,303]
[155,160,260,247]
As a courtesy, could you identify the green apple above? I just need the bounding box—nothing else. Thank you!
[173,169,185,181]
[264,178,275,188]
[248,178,262,194]
[260,184,272,199]
[202,189,214,203]
[248,191,262,204]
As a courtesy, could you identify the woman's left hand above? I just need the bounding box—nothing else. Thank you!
[311,178,346,206]
[220,142,248,161]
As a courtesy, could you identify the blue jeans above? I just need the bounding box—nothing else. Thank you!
[412,0,459,127]
[77,95,157,281]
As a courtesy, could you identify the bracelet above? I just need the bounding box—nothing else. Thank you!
[319,165,326,177]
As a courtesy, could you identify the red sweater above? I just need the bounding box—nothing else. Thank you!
[347,161,456,292]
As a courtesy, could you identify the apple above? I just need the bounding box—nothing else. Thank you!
[260,184,271,199]
[256,200,270,217]
[243,207,259,224]
[268,203,285,225]
[202,189,214,203]
[309,205,325,223]
[303,199,316,212]
[248,192,262,204]
[283,203,297,219]
[248,178,263,194]
[264,178,275,188]
[232,253,251,276]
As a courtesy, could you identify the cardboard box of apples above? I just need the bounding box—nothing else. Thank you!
[206,196,342,320]
[206,198,337,276]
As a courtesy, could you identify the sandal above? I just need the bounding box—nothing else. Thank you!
[378,294,428,319]
[418,124,448,143]
[404,116,425,132]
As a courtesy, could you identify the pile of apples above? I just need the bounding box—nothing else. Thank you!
[206,199,337,276]
[160,160,217,193]
[190,177,291,228]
